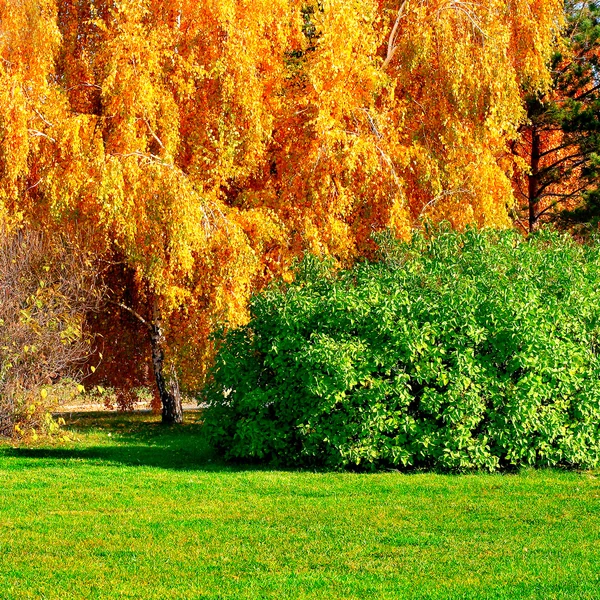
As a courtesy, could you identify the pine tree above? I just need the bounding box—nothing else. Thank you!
[513,1,600,232]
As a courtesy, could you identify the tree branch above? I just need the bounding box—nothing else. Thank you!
[574,81,600,102]
[536,152,588,177]
[109,300,153,331]
[539,139,581,159]
[383,1,407,69]
[536,187,587,218]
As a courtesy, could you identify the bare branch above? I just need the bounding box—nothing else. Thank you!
[419,187,473,217]
[28,129,56,144]
[109,300,153,331]
[32,108,54,128]
[0,228,105,435]
[66,82,102,93]
[383,1,407,69]
[142,117,165,149]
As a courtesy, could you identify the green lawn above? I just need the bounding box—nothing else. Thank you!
[0,412,599,599]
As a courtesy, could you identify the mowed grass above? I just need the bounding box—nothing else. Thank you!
[0,413,599,600]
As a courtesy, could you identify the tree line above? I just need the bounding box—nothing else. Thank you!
[0,0,598,426]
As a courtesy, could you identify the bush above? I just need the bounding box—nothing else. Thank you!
[0,228,102,438]
[203,227,600,471]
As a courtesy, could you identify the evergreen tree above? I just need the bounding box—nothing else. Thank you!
[513,1,600,233]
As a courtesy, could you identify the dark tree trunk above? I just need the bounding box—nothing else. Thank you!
[111,296,184,423]
[528,128,541,233]
[149,301,183,424]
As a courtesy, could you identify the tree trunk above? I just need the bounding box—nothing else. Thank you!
[149,301,183,424]
[528,128,541,233]
[111,296,184,423]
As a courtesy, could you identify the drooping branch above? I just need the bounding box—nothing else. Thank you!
[27,129,57,143]
[142,116,165,150]
[437,1,486,40]
[419,187,473,218]
[383,0,407,69]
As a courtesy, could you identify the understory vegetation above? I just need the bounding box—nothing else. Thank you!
[204,228,600,471]
[0,229,101,438]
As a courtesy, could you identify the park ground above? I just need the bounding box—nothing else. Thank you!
[0,411,599,599]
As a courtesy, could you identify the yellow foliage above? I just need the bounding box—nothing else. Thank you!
[0,0,564,385]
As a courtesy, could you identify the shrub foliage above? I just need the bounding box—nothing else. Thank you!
[0,228,102,437]
[203,228,600,471]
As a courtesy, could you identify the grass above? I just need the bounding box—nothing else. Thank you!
[0,412,599,599]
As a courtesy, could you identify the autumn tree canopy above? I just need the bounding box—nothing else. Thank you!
[0,0,564,417]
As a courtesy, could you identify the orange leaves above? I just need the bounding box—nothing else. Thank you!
[0,0,564,386]
[507,0,564,91]
[1,0,563,255]
[0,0,62,211]
[376,0,563,228]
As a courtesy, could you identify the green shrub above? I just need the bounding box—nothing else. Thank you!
[202,227,600,471]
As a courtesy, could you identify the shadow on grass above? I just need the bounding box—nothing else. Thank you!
[1,410,269,472]
[4,444,224,471]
